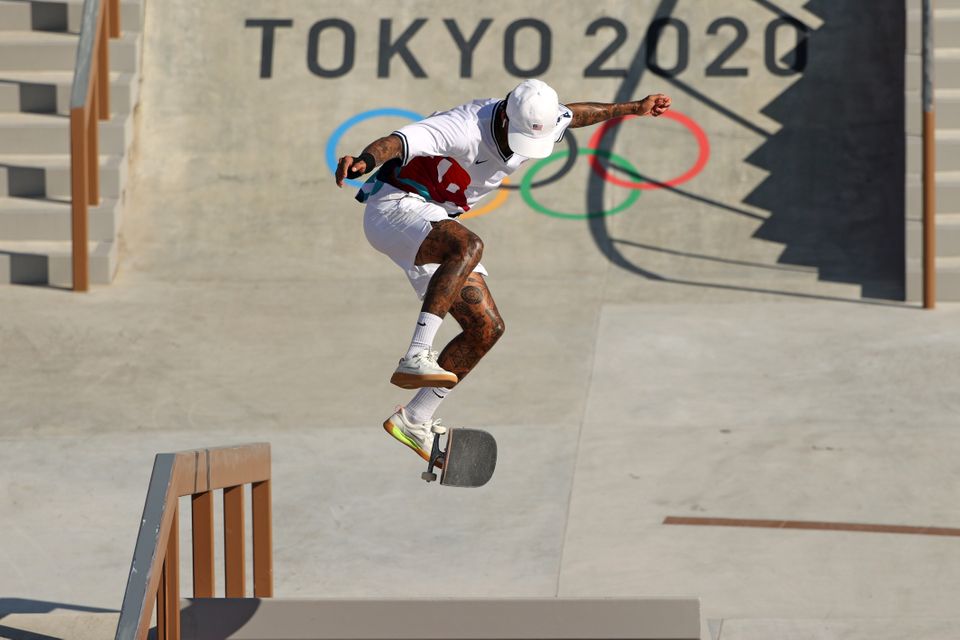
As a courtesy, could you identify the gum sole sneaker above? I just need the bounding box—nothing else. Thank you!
[390,370,458,389]
[390,349,458,389]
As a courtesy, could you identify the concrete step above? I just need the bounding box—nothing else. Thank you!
[906,90,960,131]
[0,70,138,115]
[0,611,119,639]
[0,0,30,32]
[0,0,143,33]
[907,213,960,257]
[906,256,960,301]
[0,153,125,199]
[0,237,117,285]
[934,49,960,89]
[0,111,132,154]
[908,9,960,52]
[0,30,140,72]
[67,0,142,34]
[907,171,960,212]
[907,130,960,172]
[0,195,120,241]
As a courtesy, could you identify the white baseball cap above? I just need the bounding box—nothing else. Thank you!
[505,79,560,159]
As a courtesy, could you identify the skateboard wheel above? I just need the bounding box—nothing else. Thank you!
[431,425,448,435]
[421,472,437,482]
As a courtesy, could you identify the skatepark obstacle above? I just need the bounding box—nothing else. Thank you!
[115,443,274,640]
[116,444,700,640]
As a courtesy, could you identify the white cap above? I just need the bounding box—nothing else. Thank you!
[505,79,560,159]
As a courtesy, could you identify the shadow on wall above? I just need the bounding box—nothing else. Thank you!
[588,0,905,302]
[744,0,905,299]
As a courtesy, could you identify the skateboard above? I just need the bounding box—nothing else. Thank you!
[421,425,497,488]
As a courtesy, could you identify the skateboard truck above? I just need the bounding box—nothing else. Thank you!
[421,423,448,483]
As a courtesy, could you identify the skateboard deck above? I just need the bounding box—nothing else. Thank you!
[422,427,497,488]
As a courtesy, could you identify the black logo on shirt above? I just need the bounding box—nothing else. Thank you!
[475,159,488,165]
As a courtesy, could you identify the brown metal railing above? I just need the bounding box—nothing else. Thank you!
[921,0,936,309]
[69,0,120,291]
[115,443,274,640]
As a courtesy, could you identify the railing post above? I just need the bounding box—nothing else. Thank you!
[157,507,181,640]
[70,106,89,292]
[191,492,216,598]
[109,0,120,38]
[922,0,936,309]
[98,4,110,121]
[223,485,246,597]
[87,88,99,205]
[252,480,274,597]
[156,562,166,640]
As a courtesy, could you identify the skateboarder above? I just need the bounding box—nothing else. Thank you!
[335,80,671,462]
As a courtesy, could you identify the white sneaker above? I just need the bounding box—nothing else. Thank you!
[390,348,458,389]
[383,407,443,464]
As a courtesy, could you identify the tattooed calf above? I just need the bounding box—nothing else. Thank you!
[461,285,484,305]
[436,277,505,381]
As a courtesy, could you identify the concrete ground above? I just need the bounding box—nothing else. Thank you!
[2,1,957,639]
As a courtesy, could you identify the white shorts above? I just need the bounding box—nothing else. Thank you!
[362,184,487,300]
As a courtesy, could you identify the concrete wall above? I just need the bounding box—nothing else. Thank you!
[195,0,901,299]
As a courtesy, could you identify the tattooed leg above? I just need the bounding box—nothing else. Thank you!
[415,220,484,318]
[437,273,505,382]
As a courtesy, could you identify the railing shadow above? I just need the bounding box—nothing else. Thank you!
[0,598,119,640]
[177,599,261,640]
[0,598,117,618]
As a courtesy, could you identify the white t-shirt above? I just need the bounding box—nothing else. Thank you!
[358,98,572,216]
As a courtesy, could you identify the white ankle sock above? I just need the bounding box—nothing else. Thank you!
[404,312,443,359]
[406,387,450,424]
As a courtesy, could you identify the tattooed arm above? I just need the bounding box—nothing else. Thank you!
[566,94,672,129]
[335,134,404,187]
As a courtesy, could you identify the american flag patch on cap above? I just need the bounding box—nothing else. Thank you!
[531,123,543,131]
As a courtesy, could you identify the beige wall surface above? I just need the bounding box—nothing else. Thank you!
[193,0,903,298]
[128,0,902,301]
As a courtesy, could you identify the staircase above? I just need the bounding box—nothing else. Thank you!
[906,0,960,301]
[0,0,143,286]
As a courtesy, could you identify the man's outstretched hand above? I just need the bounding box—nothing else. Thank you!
[335,155,368,188]
[638,94,671,117]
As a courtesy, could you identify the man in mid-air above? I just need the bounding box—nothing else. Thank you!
[335,79,671,462]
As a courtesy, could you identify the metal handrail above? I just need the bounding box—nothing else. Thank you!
[921,0,936,308]
[115,443,274,640]
[69,0,119,291]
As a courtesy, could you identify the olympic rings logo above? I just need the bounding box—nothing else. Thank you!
[325,107,710,220]
[325,107,425,189]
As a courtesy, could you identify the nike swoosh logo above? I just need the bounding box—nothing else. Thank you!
[417,322,427,327]
[432,390,445,399]
[475,159,488,165]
